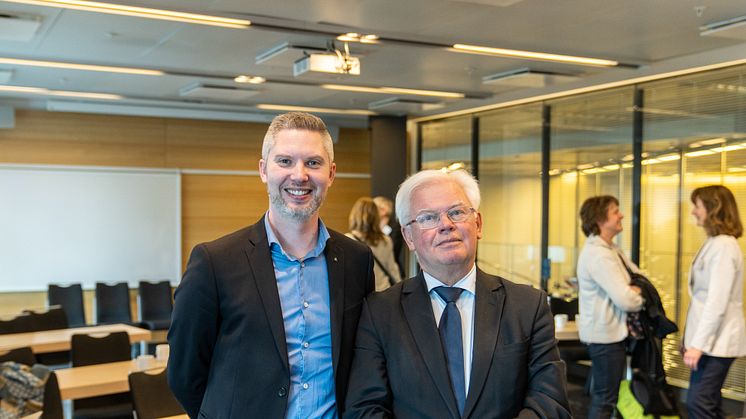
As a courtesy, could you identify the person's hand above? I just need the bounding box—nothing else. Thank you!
[678,343,686,357]
[630,285,642,294]
[683,348,703,370]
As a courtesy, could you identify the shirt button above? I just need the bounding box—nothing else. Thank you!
[301,262,305,268]
[278,386,287,397]
[302,383,309,390]
[303,301,309,308]
[303,342,309,348]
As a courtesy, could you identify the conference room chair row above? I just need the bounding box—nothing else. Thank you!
[0,281,173,335]
[46,281,174,331]
[0,332,184,419]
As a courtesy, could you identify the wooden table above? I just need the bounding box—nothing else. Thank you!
[55,359,167,400]
[555,321,579,341]
[158,415,188,419]
[0,324,152,354]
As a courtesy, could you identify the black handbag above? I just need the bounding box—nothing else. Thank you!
[629,368,680,416]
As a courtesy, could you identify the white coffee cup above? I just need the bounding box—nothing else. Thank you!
[136,354,155,371]
[554,314,569,329]
[155,344,170,362]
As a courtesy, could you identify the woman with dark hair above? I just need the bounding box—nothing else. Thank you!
[346,197,402,291]
[683,185,746,418]
[576,195,644,418]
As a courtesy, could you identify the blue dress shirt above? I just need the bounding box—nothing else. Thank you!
[265,216,336,419]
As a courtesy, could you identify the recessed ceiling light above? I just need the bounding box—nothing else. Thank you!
[256,104,375,116]
[0,57,164,75]
[337,33,380,44]
[452,44,618,67]
[3,0,251,28]
[0,84,123,99]
[234,75,266,84]
[321,84,465,99]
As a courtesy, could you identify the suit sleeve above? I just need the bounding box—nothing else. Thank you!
[167,244,220,418]
[517,291,573,419]
[343,299,392,419]
[689,238,741,352]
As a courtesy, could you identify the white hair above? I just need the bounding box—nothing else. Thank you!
[395,169,480,224]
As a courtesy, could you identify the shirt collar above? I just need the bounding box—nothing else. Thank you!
[264,212,330,261]
[423,263,477,296]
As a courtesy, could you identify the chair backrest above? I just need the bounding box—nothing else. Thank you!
[138,281,173,329]
[24,306,69,331]
[71,331,131,367]
[128,368,185,419]
[549,297,579,316]
[70,331,133,415]
[48,283,86,327]
[40,371,63,419]
[0,313,34,335]
[0,346,36,365]
[95,282,132,325]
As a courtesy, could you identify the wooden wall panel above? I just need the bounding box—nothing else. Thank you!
[0,111,167,167]
[165,119,265,170]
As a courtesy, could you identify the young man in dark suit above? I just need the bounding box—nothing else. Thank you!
[345,169,570,419]
[168,112,375,419]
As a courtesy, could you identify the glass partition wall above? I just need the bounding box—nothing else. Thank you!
[641,67,746,397]
[417,64,746,399]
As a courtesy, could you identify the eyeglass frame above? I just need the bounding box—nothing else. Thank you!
[403,205,477,230]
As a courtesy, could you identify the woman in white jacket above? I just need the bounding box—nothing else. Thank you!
[576,195,644,419]
[683,185,746,418]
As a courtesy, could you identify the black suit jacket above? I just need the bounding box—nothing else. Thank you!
[168,217,375,418]
[344,269,571,419]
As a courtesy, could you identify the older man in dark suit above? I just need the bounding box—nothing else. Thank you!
[168,112,374,419]
[345,169,570,419]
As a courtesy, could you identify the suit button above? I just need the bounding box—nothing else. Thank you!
[278,386,287,397]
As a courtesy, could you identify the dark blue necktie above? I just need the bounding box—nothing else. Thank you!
[433,286,465,416]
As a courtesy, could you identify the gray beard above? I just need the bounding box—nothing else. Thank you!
[269,189,322,222]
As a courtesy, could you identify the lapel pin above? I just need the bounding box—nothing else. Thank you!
[333,257,338,262]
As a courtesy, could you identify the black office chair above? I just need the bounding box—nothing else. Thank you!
[0,313,34,335]
[24,306,71,366]
[24,306,69,331]
[548,297,590,383]
[95,282,133,325]
[71,331,133,419]
[48,283,87,327]
[137,281,172,331]
[128,368,185,419]
[41,371,64,419]
[0,346,36,365]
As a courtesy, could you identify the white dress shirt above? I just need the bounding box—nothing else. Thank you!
[423,264,476,395]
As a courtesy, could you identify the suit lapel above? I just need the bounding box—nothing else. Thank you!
[325,234,344,376]
[402,274,461,419]
[463,270,504,419]
[245,217,289,372]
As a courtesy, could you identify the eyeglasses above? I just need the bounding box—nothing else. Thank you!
[404,205,476,230]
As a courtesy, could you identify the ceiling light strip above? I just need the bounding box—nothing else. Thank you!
[0,85,122,100]
[452,44,619,67]
[0,57,164,76]
[321,84,465,99]
[3,0,251,28]
[256,104,375,116]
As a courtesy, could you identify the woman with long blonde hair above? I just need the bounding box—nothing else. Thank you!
[346,197,402,291]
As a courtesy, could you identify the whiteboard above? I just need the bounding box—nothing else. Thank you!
[0,164,181,292]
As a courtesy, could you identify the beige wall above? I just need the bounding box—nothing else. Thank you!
[0,110,371,318]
